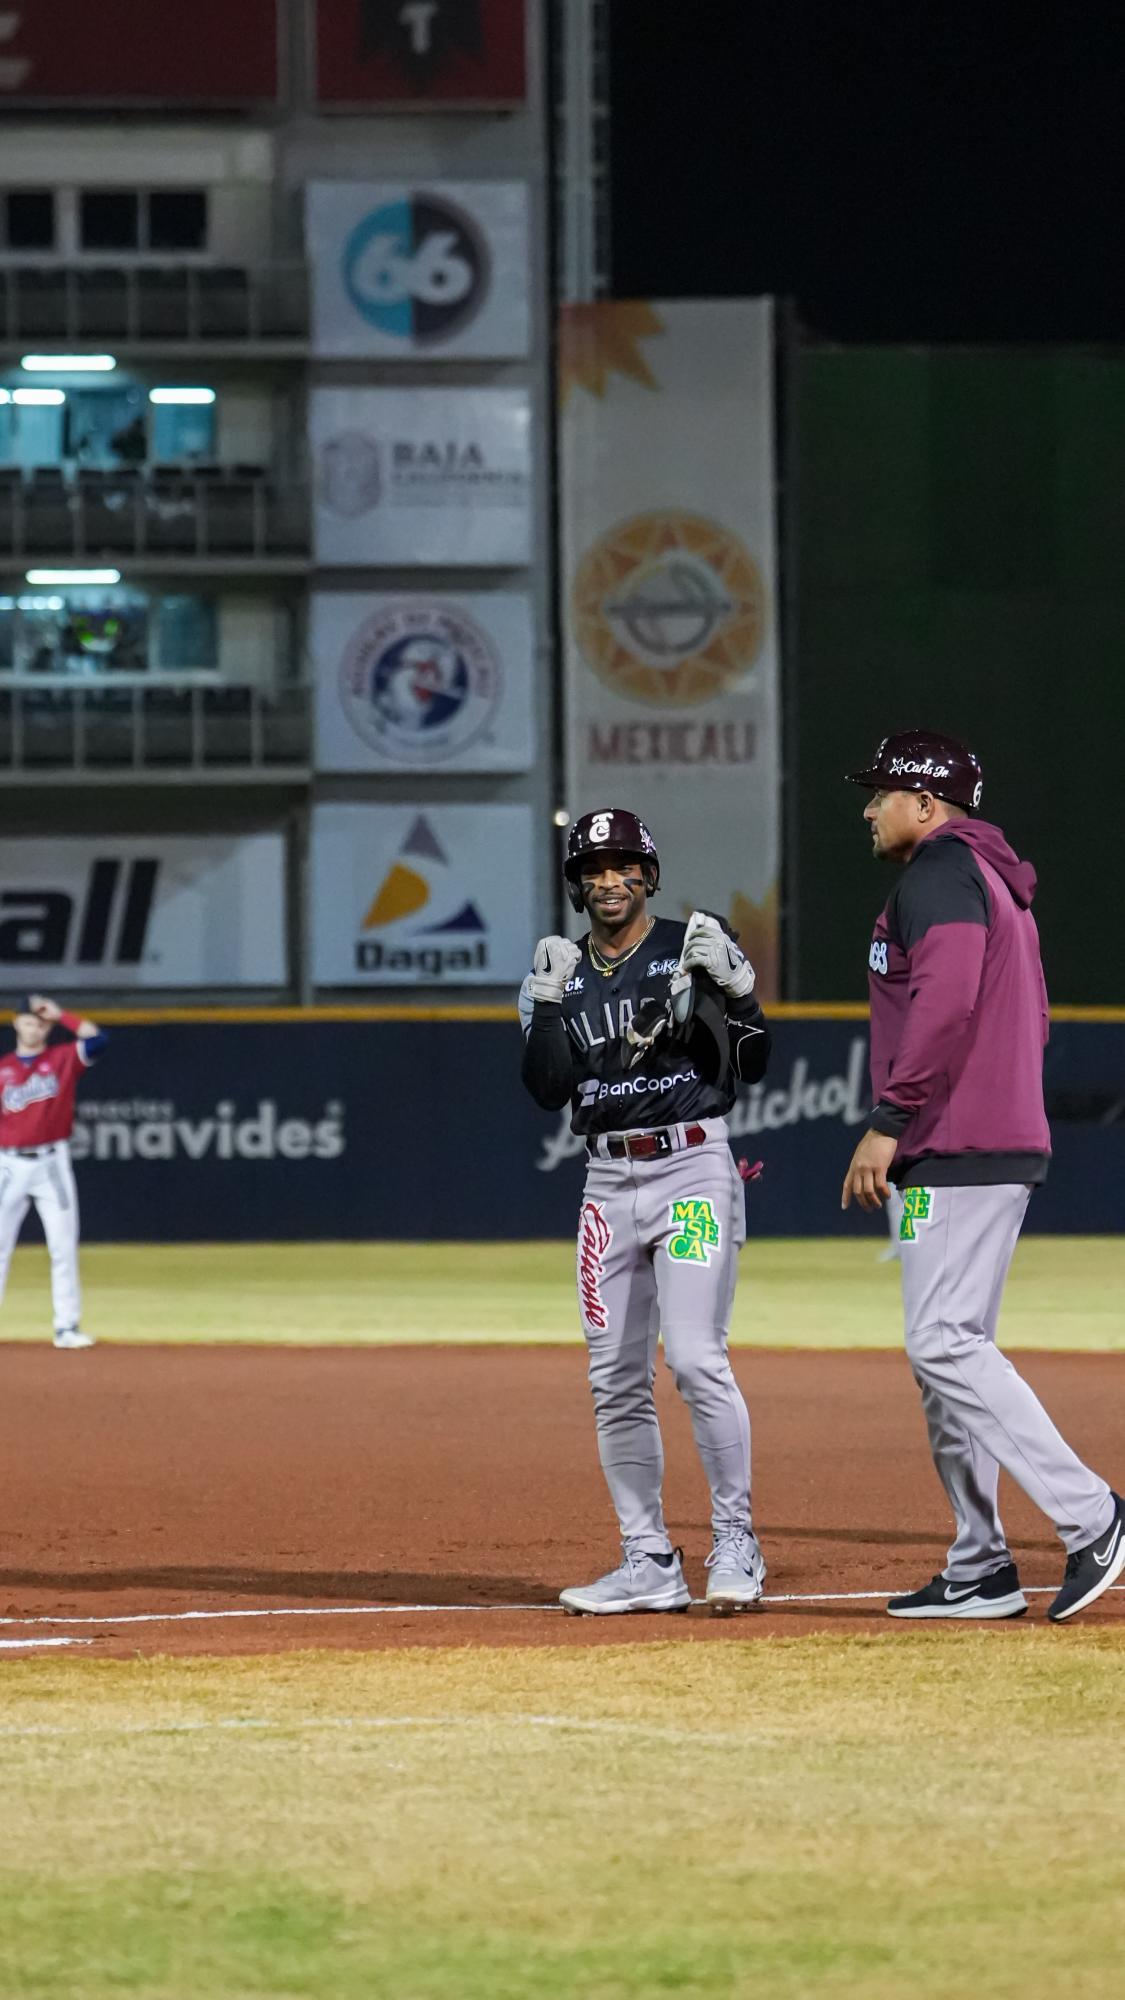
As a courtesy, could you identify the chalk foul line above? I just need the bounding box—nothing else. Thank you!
[0,1585,1120,1633]
[0,1713,792,1746]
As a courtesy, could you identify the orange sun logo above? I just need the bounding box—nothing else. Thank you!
[557,302,664,406]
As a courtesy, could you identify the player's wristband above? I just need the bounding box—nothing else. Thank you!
[59,1010,83,1036]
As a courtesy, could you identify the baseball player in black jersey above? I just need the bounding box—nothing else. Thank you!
[519,808,772,1615]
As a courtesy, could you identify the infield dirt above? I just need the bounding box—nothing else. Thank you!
[2,1343,1121,1656]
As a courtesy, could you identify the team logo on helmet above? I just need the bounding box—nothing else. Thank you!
[847,730,983,810]
[888,755,953,780]
[571,510,766,708]
[338,601,501,763]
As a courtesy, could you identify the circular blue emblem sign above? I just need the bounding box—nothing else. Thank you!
[339,602,502,763]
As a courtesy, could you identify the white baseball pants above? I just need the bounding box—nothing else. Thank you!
[0,1141,82,1335]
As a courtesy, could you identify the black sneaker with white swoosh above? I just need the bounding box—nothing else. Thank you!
[1047,1492,1125,1623]
[887,1561,1028,1620]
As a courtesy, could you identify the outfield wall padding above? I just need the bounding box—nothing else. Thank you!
[40,1018,1125,1241]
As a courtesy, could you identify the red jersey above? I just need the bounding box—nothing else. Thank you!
[0,1041,92,1148]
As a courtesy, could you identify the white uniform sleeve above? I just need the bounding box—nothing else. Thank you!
[517,975,536,1039]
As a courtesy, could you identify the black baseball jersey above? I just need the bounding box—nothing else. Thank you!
[518,915,770,1135]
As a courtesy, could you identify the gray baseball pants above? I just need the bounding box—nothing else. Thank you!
[576,1119,751,1554]
[900,1181,1115,1575]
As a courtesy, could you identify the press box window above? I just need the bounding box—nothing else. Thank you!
[80,189,208,254]
[3,189,56,250]
[156,596,218,671]
[81,191,140,252]
[148,191,207,251]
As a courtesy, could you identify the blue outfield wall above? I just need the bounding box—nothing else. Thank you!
[54,1016,1125,1241]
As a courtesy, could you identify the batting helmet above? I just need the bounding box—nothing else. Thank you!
[846,729,984,812]
[563,808,661,914]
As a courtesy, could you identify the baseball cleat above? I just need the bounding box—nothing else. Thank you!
[887,1562,1027,1620]
[53,1328,94,1350]
[560,1545,691,1616]
[1047,1493,1125,1623]
[705,1524,767,1615]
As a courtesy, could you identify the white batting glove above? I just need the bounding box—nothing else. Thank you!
[679,911,756,998]
[529,935,582,1003]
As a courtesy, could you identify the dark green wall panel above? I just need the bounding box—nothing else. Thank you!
[792,348,1125,1001]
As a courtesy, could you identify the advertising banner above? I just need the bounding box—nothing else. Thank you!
[53,1017,1124,1242]
[314,0,526,109]
[310,387,533,566]
[310,804,533,986]
[558,300,781,997]
[307,180,530,359]
[312,591,534,773]
[0,1,278,104]
[0,837,285,988]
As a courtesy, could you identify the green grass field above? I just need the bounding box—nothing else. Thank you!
[3,1235,1125,1347]
[3,1636,1123,1999]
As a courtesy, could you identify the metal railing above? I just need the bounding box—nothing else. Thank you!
[0,681,310,775]
[0,262,308,345]
[0,468,309,560]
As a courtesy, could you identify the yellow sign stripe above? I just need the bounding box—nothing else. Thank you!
[80,1002,1125,1026]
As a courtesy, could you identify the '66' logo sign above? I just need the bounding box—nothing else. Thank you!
[344,193,490,345]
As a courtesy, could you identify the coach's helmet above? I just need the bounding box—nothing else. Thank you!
[563,808,660,914]
[846,729,984,812]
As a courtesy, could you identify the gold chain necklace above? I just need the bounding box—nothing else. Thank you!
[588,916,655,978]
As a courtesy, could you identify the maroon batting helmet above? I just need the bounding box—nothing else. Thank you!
[563,808,660,913]
[847,729,984,812]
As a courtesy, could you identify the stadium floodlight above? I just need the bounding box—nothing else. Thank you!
[20,354,117,372]
[148,387,217,404]
[26,569,122,587]
[12,387,66,405]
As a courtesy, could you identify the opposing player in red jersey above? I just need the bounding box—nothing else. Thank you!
[0,994,105,1349]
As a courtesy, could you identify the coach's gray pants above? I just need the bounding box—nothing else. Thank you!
[900,1182,1114,1574]
[577,1125,752,1554]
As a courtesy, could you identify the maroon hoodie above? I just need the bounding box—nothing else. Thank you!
[867,819,1051,1185]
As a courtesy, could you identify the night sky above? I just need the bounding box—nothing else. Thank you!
[609,2,1125,342]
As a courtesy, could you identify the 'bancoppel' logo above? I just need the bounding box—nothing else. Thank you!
[355,813,490,977]
[572,511,766,708]
[582,1068,699,1105]
[343,194,490,345]
[869,939,889,975]
[318,432,381,518]
[339,601,501,763]
[0,859,158,968]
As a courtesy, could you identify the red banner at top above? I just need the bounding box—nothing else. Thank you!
[315,0,526,108]
[0,1,279,105]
